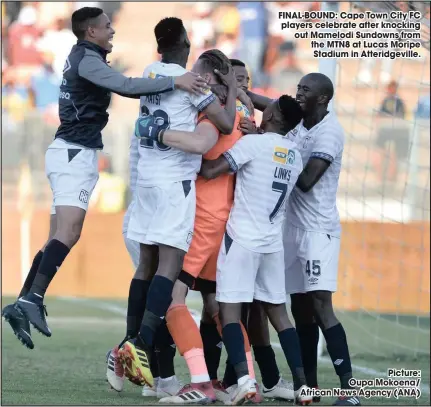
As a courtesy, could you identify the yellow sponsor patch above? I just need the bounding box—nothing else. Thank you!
[236,100,251,118]
[273,147,288,164]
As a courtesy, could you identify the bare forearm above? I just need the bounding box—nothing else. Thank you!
[246,90,272,112]
[162,130,216,154]
[210,85,237,134]
[200,157,230,179]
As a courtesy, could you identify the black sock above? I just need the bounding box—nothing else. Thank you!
[253,345,280,389]
[323,323,353,388]
[154,320,176,379]
[296,323,319,387]
[200,321,222,380]
[278,328,306,391]
[139,275,173,347]
[150,347,160,378]
[222,323,248,380]
[30,240,70,298]
[223,361,237,388]
[126,279,151,339]
[18,250,44,298]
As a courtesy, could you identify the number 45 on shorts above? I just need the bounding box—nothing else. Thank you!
[305,260,321,277]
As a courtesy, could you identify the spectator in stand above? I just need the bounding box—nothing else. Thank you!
[2,3,9,69]
[236,2,268,89]
[379,80,406,119]
[30,50,61,126]
[213,4,240,59]
[415,94,430,120]
[189,3,215,63]
[2,69,33,124]
[37,16,76,79]
[373,80,408,182]
[266,2,317,75]
[7,5,42,67]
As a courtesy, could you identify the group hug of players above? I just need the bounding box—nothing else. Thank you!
[2,8,359,407]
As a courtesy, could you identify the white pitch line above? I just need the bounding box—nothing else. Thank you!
[57,297,430,395]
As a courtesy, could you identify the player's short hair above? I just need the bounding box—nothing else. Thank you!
[305,73,334,103]
[198,49,231,75]
[154,17,185,50]
[229,58,246,68]
[71,7,104,40]
[278,95,304,129]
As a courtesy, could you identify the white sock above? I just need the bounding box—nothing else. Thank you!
[160,375,175,383]
[238,375,250,387]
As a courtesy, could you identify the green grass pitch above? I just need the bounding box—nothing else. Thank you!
[1,295,429,405]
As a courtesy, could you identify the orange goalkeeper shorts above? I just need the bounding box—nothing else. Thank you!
[180,210,226,292]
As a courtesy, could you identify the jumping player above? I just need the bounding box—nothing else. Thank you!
[118,18,237,387]
[199,96,312,406]
[1,7,207,349]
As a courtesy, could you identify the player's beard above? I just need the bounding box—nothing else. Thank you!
[209,84,228,105]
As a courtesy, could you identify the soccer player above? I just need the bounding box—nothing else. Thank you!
[229,58,296,402]
[230,58,250,93]
[199,96,312,406]
[106,129,180,396]
[137,49,258,404]
[1,6,207,349]
[118,18,238,388]
[249,73,358,406]
[285,73,359,406]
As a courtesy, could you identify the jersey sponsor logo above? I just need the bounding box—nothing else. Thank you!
[273,147,288,164]
[148,72,166,80]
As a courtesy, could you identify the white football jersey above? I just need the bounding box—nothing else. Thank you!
[285,111,344,237]
[224,132,303,253]
[137,61,216,186]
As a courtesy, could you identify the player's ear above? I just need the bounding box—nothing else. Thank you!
[202,72,212,84]
[318,94,329,105]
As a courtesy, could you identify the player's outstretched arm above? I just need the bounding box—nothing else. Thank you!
[245,90,273,112]
[78,53,207,97]
[296,157,330,192]
[200,66,238,135]
[160,121,219,155]
[199,156,231,180]
[135,116,219,155]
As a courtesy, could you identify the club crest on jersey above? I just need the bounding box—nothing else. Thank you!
[287,150,295,164]
[236,101,250,118]
[273,147,288,164]
[148,71,156,79]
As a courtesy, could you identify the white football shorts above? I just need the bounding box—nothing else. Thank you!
[46,138,99,215]
[284,224,340,294]
[216,232,286,304]
[126,180,196,253]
